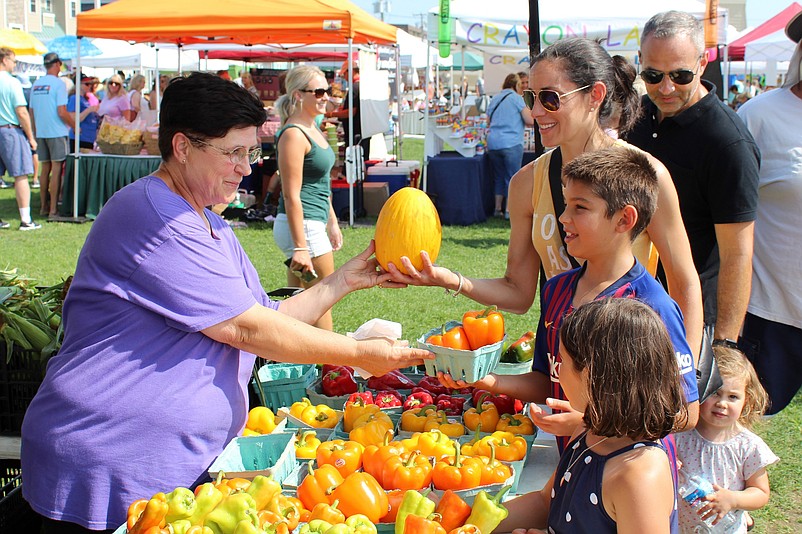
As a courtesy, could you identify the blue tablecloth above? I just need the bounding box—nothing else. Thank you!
[426,152,493,226]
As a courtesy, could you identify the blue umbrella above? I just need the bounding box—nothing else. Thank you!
[46,36,102,60]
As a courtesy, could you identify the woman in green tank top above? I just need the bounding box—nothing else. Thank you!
[273,66,340,330]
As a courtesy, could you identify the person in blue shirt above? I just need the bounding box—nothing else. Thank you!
[67,75,99,152]
[485,73,534,218]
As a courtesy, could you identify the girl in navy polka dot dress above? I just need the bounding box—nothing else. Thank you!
[497,298,688,533]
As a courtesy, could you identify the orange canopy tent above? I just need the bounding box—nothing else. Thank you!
[76,0,397,45]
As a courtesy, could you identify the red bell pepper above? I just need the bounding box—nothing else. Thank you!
[322,364,353,376]
[435,394,466,416]
[416,377,449,397]
[322,368,358,397]
[471,390,516,415]
[347,387,374,406]
[450,386,474,395]
[374,390,403,408]
[404,390,434,410]
[367,370,416,391]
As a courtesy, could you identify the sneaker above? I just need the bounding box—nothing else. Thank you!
[0,180,12,189]
[0,219,9,229]
[31,181,40,189]
[19,220,42,231]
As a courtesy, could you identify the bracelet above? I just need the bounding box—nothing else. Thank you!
[444,271,464,298]
[292,247,309,252]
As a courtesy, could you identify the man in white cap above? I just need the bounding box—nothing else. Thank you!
[0,47,40,230]
[29,52,74,219]
[735,11,802,415]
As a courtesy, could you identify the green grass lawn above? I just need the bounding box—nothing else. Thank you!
[2,139,800,531]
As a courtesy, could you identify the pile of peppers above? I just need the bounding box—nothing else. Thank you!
[392,485,511,534]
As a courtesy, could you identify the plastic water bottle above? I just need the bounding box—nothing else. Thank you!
[678,471,739,533]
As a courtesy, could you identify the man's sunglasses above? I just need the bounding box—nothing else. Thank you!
[522,85,591,112]
[639,57,703,86]
[300,87,332,98]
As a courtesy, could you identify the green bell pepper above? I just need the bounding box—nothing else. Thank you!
[395,489,435,534]
[300,519,334,534]
[464,484,511,534]
[345,514,378,534]
[233,520,267,534]
[204,492,259,534]
[187,482,224,526]
[167,519,193,534]
[501,331,535,363]
[324,524,354,534]
[245,475,282,510]
[165,486,198,523]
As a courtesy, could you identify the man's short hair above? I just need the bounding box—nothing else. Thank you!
[0,47,14,62]
[642,10,705,55]
[43,52,62,66]
[562,147,658,240]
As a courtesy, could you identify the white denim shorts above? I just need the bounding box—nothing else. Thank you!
[272,213,332,259]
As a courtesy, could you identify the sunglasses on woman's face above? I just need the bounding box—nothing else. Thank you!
[522,85,591,112]
[108,81,121,87]
[301,87,332,98]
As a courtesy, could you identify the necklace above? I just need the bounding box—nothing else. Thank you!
[560,434,610,485]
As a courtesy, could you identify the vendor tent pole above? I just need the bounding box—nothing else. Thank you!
[461,44,466,119]
[177,44,182,76]
[422,43,431,192]
[72,38,82,219]
[347,38,354,227]
[154,45,161,116]
[395,44,403,160]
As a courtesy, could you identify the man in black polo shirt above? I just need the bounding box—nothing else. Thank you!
[624,11,759,348]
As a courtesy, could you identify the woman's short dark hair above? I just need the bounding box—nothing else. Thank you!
[502,73,520,90]
[559,298,688,441]
[158,72,266,159]
[532,38,641,135]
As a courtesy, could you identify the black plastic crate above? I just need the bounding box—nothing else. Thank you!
[0,347,46,435]
[0,460,41,532]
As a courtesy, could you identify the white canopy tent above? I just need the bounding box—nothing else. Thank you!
[745,30,797,62]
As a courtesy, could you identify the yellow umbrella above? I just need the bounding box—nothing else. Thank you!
[0,28,48,55]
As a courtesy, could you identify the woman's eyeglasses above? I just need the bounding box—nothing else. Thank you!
[639,57,703,86]
[522,85,591,112]
[300,87,332,98]
[188,137,262,165]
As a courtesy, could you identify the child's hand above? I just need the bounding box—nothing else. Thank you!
[529,398,583,436]
[698,485,738,525]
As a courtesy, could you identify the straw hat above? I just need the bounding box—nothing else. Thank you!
[786,10,802,43]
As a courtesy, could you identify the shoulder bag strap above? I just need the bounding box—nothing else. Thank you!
[548,147,581,269]
[487,92,513,125]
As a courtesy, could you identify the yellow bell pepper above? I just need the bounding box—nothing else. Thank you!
[291,398,314,419]
[352,410,392,430]
[495,413,535,435]
[410,430,456,459]
[344,398,380,432]
[245,406,277,434]
[423,410,465,438]
[296,430,323,460]
[349,413,394,447]
[462,397,500,433]
[301,404,340,429]
[400,405,438,433]
[475,431,528,462]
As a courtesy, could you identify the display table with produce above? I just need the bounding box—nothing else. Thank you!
[60,153,161,219]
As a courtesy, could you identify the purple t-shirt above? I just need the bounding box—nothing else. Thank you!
[21,176,279,530]
[97,93,131,119]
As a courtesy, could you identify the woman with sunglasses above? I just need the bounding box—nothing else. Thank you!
[389,37,702,430]
[21,72,430,533]
[66,75,100,153]
[486,72,535,218]
[273,65,342,330]
[97,73,134,122]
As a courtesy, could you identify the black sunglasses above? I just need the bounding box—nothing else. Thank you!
[522,85,591,112]
[108,81,121,87]
[639,57,703,86]
[301,87,332,98]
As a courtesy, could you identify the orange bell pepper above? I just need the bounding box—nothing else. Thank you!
[362,430,406,481]
[434,490,472,532]
[301,403,339,429]
[475,431,528,462]
[400,405,438,433]
[265,493,303,530]
[316,439,365,477]
[447,525,481,534]
[344,397,380,432]
[404,513,447,534]
[423,410,465,438]
[297,462,345,510]
[426,324,471,350]
[431,442,483,491]
[127,499,148,531]
[308,499,346,524]
[495,413,535,435]
[462,305,505,350]
[462,394,500,433]
[381,489,406,523]
[477,441,513,485]
[381,450,434,490]
[329,472,390,524]
[128,493,168,534]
